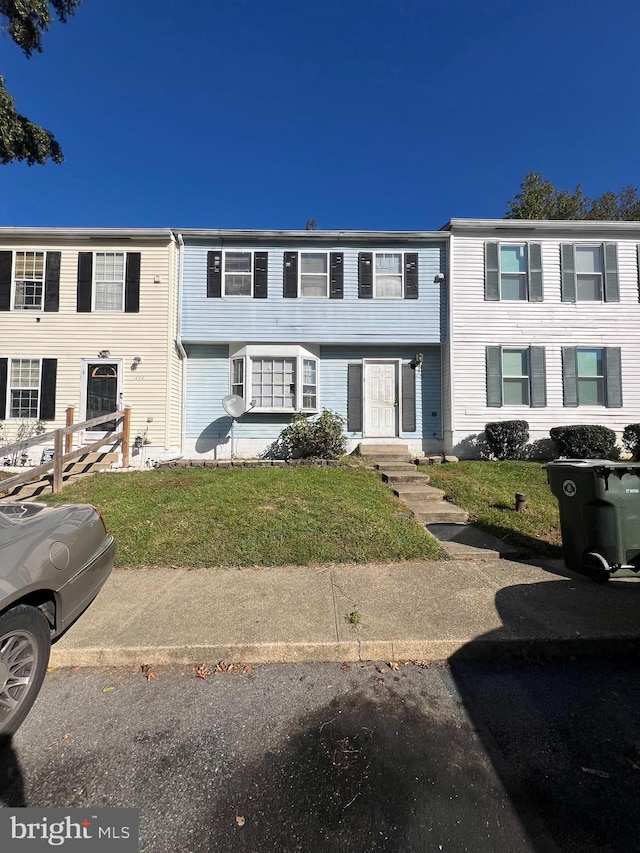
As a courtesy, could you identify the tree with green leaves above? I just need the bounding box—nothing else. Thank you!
[505,172,640,221]
[1,1,83,165]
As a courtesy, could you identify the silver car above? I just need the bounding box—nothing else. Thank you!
[0,501,115,734]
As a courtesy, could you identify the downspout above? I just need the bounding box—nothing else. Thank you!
[176,233,187,456]
[445,234,455,454]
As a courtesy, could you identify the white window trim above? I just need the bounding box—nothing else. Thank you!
[7,357,42,420]
[11,249,47,311]
[223,249,254,298]
[299,250,329,298]
[92,251,126,313]
[501,347,530,406]
[228,344,320,413]
[373,250,405,299]
[576,347,605,406]
[574,243,604,302]
[498,243,528,301]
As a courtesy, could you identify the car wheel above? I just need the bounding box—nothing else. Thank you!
[0,605,51,735]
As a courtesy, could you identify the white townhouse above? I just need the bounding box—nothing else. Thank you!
[442,218,640,456]
[0,228,182,465]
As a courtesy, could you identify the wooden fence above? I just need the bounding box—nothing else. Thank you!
[0,406,130,496]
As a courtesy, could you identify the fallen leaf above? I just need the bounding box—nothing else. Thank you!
[140,664,155,681]
[340,663,351,672]
[46,666,58,674]
[242,665,252,676]
[215,661,228,673]
[102,686,114,693]
[376,678,385,687]
[227,663,235,673]
[389,661,399,671]
[375,664,388,674]
[581,767,610,778]
[62,733,70,740]
[236,816,245,827]
[195,664,209,680]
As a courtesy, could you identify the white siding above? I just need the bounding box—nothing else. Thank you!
[448,230,640,455]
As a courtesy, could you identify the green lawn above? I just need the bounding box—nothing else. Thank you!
[41,466,446,568]
[423,461,562,558]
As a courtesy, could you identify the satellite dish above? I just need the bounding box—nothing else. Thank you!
[222,394,248,419]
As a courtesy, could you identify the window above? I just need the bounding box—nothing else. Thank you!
[375,253,403,298]
[224,251,252,296]
[486,346,546,408]
[300,253,328,297]
[562,346,622,408]
[502,349,529,405]
[576,348,605,405]
[484,242,543,302]
[560,243,618,303]
[13,251,44,310]
[229,345,319,411]
[9,359,40,418]
[499,245,527,300]
[575,246,603,301]
[231,358,244,398]
[94,252,125,311]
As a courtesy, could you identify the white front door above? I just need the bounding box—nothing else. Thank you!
[364,362,398,437]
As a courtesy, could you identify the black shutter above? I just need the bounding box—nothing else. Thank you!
[43,251,61,312]
[77,252,93,312]
[404,253,419,299]
[358,252,373,298]
[40,359,57,420]
[560,244,576,303]
[0,358,7,419]
[605,348,622,408]
[0,251,12,311]
[486,346,502,406]
[603,243,619,302]
[529,346,547,407]
[401,364,416,431]
[125,252,141,313]
[347,364,363,432]
[253,252,268,299]
[329,252,344,299]
[206,251,222,298]
[528,243,543,302]
[562,347,578,407]
[484,242,500,301]
[283,251,298,298]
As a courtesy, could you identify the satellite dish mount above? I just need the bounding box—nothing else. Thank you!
[222,394,252,460]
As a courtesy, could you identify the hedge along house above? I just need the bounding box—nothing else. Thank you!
[442,218,640,457]
[177,230,448,459]
[0,228,182,466]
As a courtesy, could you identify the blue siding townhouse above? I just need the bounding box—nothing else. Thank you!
[176,230,448,459]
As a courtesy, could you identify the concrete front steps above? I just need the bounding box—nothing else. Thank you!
[0,451,119,502]
[358,443,469,526]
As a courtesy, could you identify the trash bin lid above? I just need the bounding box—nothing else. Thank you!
[546,459,640,470]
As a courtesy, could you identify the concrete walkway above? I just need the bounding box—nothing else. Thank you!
[49,556,640,668]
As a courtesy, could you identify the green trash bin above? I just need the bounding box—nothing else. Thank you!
[546,459,640,582]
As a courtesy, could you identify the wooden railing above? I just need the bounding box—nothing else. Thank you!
[0,407,130,496]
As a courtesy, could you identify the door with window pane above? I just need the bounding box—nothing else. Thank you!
[85,363,119,430]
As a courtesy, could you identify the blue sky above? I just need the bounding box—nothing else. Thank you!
[1,0,639,229]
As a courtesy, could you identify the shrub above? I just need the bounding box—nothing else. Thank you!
[484,420,530,460]
[277,409,347,460]
[622,424,640,460]
[549,425,617,459]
